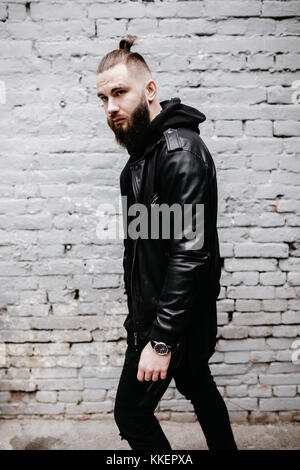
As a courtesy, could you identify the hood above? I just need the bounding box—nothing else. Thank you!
[126,97,206,161]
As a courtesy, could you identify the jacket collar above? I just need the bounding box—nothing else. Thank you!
[126,96,205,163]
[126,97,180,162]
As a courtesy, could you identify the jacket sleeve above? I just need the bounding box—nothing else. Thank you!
[148,147,212,346]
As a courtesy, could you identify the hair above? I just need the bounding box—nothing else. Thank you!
[96,35,152,82]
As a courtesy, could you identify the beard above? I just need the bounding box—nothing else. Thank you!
[107,92,151,151]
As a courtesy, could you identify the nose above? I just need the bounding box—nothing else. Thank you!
[107,97,119,115]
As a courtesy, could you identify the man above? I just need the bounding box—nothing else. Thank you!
[96,35,237,451]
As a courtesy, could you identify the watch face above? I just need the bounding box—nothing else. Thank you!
[155,342,169,355]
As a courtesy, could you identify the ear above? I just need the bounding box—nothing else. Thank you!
[145,79,157,102]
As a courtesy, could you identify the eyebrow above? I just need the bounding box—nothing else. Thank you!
[97,85,127,98]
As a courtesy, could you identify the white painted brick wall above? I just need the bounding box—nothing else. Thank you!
[0,0,299,424]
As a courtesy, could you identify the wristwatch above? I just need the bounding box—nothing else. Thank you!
[150,340,172,355]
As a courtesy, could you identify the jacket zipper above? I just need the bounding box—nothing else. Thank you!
[130,239,138,348]
[128,141,162,348]
[130,169,139,349]
[149,193,158,207]
[130,193,158,348]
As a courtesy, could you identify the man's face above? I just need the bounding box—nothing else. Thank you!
[96,63,151,149]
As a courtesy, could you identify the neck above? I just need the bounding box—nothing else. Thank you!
[149,102,162,122]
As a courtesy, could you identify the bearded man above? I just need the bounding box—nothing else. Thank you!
[96,35,237,451]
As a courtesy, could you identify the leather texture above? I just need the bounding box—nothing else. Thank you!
[120,116,222,374]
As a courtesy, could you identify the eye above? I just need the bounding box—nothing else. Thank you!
[117,90,125,95]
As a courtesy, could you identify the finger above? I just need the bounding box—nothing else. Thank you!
[160,370,168,380]
[144,372,152,381]
[137,366,144,382]
[152,372,159,382]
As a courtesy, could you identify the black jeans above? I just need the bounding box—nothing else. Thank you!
[114,334,238,450]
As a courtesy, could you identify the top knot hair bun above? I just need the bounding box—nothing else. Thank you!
[119,35,136,52]
[97,34,151,77]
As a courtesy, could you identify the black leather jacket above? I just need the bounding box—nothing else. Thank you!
[120,98,221,371]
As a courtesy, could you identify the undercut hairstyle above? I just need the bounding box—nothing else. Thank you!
[97,35,152,80]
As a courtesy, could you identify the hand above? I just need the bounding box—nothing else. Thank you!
[137,341,171,382]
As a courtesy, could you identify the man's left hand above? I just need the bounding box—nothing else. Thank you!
[137,341,171,382]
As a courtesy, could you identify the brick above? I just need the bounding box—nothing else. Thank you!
[88,3,145,18]
[31,2,86,20]
[216,18,246,35]
[274,53,300,71]
[235,300,262,312]
[36,391,57,403]
[260,398,300,411]
[82,390,106,402]
[250,351,276,363]
[226,385,248,397]
[35,379,84,391]
[251,228,298,243]
[262,299,288,311]
[217,338,265,351]
[277,199,300,214]
[0,40,32,58]
[65,401,113,414]
[280,258,300,272]
[58,391,82,403]
[248,385,272,397]
[30,317,81,330]
[245,120,273,136]
[205,1,261,17]
[31,367,77,379]
[232,272,259,285]
[17,403,65,414]
[282,311,300,324]
[260,272,286,286]
[261,1,300,17]
[272,325,300,337]
[158,18,215,36]
[259,374,300,385]
[0,380,36,392]
[227,286,275,299]
[0,4,7,21]
[219,325,248,339]
[270,362,300,374]
[275,285,298,299]
[225,258,277,271]
[0,392,10,402]
[276,349,298,362]
[225,398,257,411]
[5,19,95,41]
[266,338,296,350]
[97,19,127,37]
[32,344,70,356]
[8,3,26,20]
[224,351,250,363]
[274,120,300,137]
[50,331,92,342]
[215,120,243,136]
[215,373,257,386]
[248,326,273,337]
[247,54,274,71]
[251,155,280,171]
[159,399,194,412]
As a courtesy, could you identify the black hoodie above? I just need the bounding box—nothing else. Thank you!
[120,96,207,231]
[126,96,206,161]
